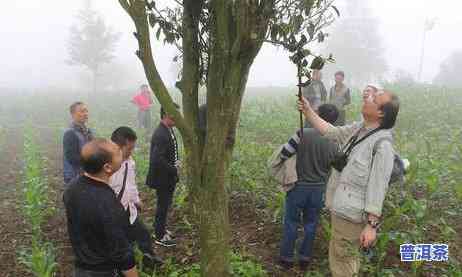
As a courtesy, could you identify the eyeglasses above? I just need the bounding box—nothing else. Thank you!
[364,89,385,104]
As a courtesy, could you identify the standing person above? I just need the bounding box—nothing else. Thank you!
[329,71,351,126]
[298,85,400,277]
[131,84,153,130]
[63,102,94,184]
[109,127,163,268]
[302,69,328,112]
[278,104,341,270]
[146,105,180,247]
[63,139,138,277]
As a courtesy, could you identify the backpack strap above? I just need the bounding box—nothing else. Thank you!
[372,136,406,185]
[117,162,129,202]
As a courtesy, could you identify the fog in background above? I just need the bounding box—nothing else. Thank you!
[1,0,461,91]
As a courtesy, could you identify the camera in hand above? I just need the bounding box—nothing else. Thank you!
[331,153,348,172]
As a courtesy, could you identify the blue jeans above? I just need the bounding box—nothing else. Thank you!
[280,183,325,261]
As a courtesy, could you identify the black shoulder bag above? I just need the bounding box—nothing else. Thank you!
[117,162,129,202]
[331,128,382,172]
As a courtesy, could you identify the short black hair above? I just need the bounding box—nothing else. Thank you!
[81,139,113,174]
[379,92,400,129]
[160,103,180,119]
[111,127,137,146]
[70,102,84,114]
[318,104,339,124]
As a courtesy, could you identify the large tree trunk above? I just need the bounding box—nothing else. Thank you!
[118,1,271,276]
[197,142,231,276]
[195,8,259,271]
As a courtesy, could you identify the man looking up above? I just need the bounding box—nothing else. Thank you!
[298,85,400,277]
[109,127,162,268]
[63,139,138,277]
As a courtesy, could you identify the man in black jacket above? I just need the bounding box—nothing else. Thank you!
[146,105,180,247]
[63,138,138,277]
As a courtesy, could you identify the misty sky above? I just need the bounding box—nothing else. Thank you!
[1,0,461,90]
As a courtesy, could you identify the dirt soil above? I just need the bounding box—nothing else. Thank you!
[3,125,460,276]
[0,127,31,277]
[3,126,324,277]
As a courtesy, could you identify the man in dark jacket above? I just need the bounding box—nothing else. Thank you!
[146,105,180,247]
[63,102,94,184]
[63,138,138,277]
[302,70,328,112]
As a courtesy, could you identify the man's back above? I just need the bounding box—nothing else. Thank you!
[146,123,178,188]
[63,175,133,271]
[296,128,339,184]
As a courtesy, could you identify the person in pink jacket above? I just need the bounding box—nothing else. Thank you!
[131,84,153,129]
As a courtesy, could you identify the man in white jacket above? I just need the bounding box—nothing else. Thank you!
[110,127,162,268]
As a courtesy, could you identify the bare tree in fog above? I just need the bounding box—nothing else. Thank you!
[322,0,387,87]
[67,0,120,94]
[433,50,462,88]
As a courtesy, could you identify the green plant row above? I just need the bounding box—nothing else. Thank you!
[18,128,57,277]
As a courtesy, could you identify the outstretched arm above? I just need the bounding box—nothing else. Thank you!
[280,129,303,161]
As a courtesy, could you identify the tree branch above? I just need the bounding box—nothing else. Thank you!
[118,0,131,14]
[181,0,204,146]
[118,0,192,141]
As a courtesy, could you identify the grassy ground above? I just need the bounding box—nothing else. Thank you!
[0,84,460,276]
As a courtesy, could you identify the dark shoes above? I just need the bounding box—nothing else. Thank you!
[299,258,311,271]
[278,257,295,270]
[143,253,163,269]
[154,234,176,247]
[278,257,311,271]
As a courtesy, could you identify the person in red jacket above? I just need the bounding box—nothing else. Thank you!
[131,84,153,129]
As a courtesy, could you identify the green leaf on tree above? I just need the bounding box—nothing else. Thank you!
[149,14,157,28]
[156,27,162,40]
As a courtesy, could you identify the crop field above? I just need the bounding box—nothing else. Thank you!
[0,84,461,276]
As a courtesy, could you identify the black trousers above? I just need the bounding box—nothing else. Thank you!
[128,216,154,256]
[74,267,117,277]
[154,183,176,239]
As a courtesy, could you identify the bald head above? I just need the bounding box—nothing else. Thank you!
[81,138,122,176]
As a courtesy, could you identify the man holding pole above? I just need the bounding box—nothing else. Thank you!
[297,85,400,277]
